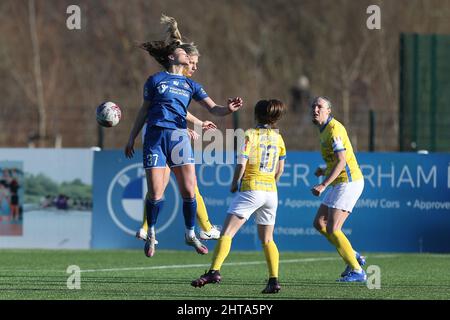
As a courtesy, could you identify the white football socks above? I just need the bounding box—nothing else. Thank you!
[185,228,196,239]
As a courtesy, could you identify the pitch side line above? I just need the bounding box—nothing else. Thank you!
[0,255,398,273]
[0,258,336,273]
[79,254,398,273]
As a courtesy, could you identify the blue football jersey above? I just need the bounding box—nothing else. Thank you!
[143,71,209,129]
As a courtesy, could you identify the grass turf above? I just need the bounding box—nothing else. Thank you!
[0,249,449,300]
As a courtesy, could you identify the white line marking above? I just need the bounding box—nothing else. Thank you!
[0,254,398,273]
[79,254,398,273]
[80,257,338,273]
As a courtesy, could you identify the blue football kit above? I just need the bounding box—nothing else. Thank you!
[142,71,208,168]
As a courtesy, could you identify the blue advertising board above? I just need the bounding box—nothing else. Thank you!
[92,151,450,252]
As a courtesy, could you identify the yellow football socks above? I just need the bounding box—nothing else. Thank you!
[141,202,148,232]
[263,240,279,278]
[195,186,213,232]
[319,227,335,245]
[210,235,232,271]
[329,230,361,271]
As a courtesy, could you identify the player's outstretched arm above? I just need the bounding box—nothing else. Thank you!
[186,111,217,131]
[124,100,150,158]
[198,97,243,116]
[187,128,200,140]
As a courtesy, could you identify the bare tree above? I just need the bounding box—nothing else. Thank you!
[1,0,450,150]
[28,0,46,147]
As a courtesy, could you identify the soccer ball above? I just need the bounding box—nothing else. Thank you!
[96,101,121,127]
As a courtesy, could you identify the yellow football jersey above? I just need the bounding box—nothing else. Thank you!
[319,117,363,185]
[239,126,286,192]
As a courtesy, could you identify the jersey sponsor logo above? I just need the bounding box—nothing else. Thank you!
[106,163,180,235]
[157,84,169,94]
[167,86,190,98]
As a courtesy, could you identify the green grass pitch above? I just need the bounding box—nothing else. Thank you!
[1,249,449,300]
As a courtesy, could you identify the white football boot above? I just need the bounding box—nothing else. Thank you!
[199,225,221,240]
[136,228,158,244]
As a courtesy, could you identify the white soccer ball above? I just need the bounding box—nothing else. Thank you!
[96,101,122,127]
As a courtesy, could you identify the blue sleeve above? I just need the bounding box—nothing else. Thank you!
[191,80,209,101]
[143,76,154,101]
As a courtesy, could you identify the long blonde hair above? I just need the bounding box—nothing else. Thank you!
[139,14,184,69]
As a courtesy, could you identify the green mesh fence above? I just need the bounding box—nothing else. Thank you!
[399,34,450,152]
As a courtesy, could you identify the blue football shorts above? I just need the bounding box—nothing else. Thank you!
[143,125,194,169]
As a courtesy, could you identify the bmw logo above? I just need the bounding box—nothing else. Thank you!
[106,163,180,235]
